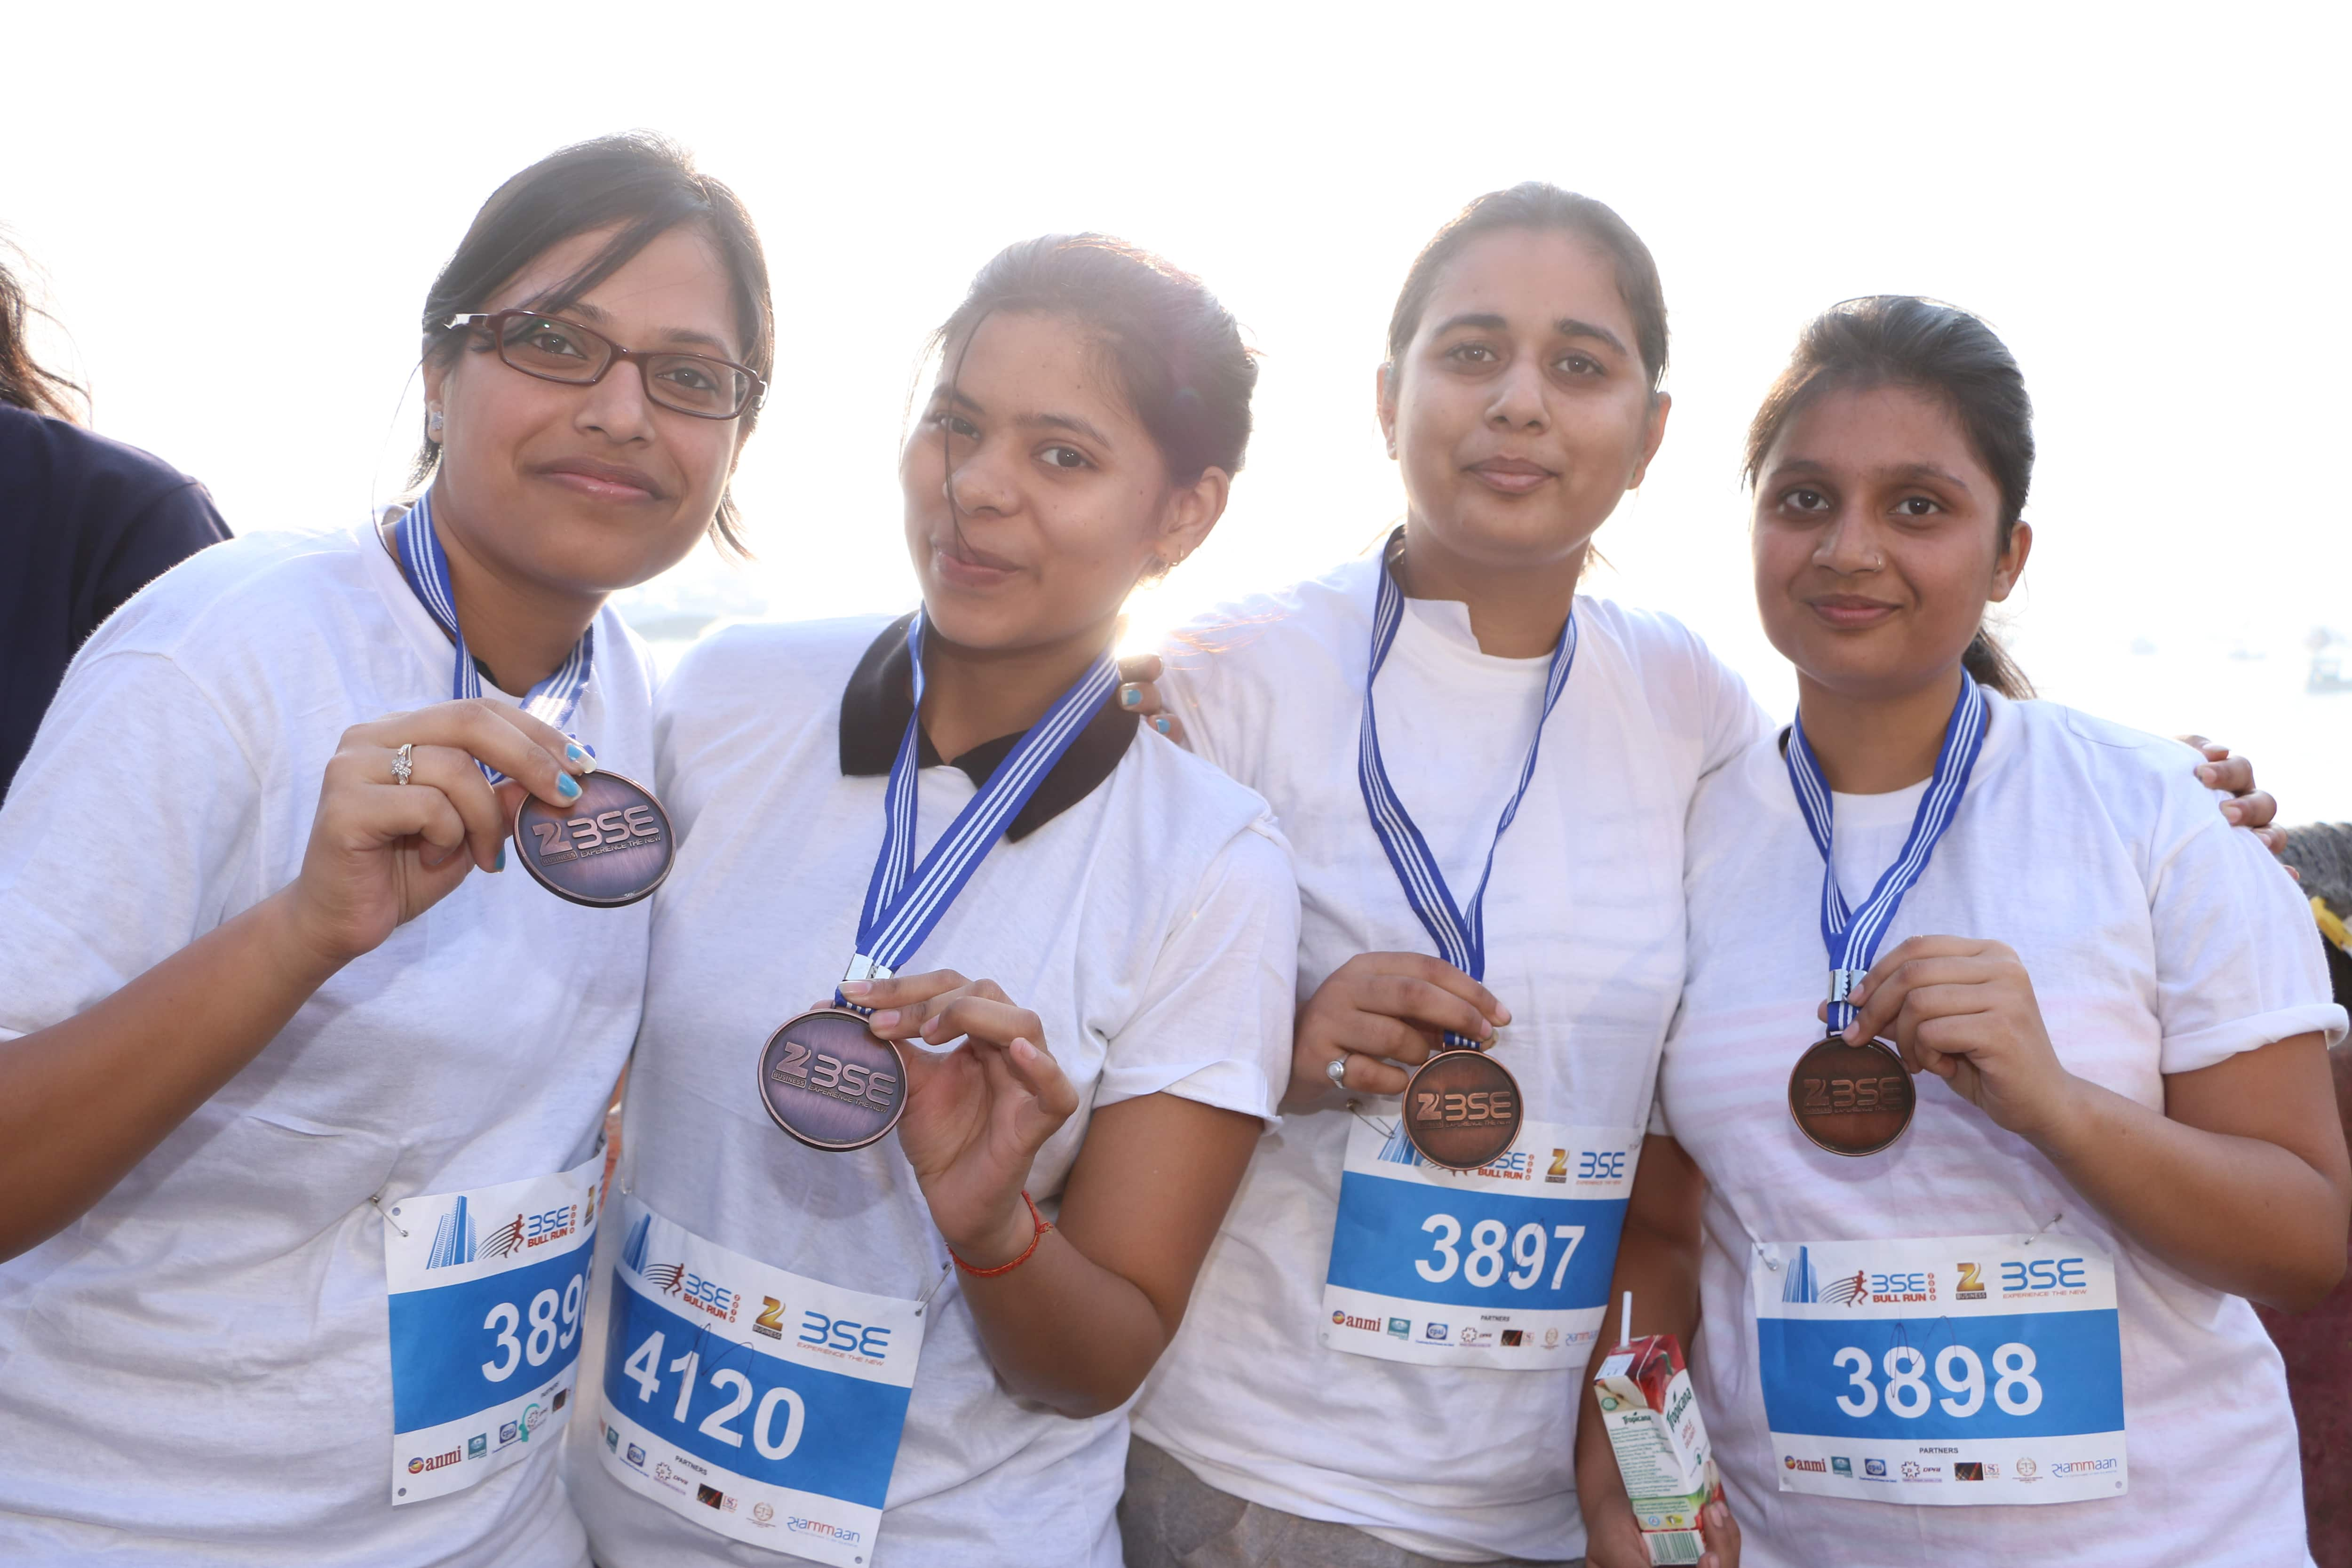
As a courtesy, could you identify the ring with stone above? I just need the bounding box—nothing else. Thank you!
[391,743,414,785]
[1326,1054,1349,1088]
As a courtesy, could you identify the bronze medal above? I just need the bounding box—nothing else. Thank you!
[758,1007,908,1152]
[1402,1047,1523,1171]
[1788,1035,1915,1156]
[513,770,674,908]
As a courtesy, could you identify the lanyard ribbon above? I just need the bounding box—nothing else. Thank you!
[390,493,595,784]
[1783,671,1988,1032]
[842,614,1118,1000]
[1357,530,1578,1048]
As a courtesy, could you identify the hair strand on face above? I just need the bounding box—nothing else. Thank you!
[928,234,1258,493]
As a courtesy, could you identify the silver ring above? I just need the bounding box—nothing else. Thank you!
[391,743,413,785]
[1326,1054,1349,1088]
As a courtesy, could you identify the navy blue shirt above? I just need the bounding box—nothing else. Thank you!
[1,404,230,799]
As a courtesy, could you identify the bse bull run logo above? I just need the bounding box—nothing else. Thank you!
[424,1194,575,1268]
[1779,1247,1868,1306]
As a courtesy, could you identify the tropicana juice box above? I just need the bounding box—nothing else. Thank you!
[1592,1330,1722,1567]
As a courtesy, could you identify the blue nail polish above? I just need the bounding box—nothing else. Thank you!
[566,742,588,766]
[556,773,580,801]
[1153,715,1172,735]
[494,845,506,872]
[1120,685,1142,708]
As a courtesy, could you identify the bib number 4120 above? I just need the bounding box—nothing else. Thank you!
[619,1328,807,1460]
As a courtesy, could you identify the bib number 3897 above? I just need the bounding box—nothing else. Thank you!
[1752,1234,2126,1506]
[1321,1115,1637,1370]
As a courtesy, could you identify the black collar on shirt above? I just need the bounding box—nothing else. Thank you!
[837,613,1136,841]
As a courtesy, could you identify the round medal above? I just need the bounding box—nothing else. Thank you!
[512,770,674,908]
[1402,1047,1523,1171]
[758,1007,908,1152]
[1788,1035,1915,1156]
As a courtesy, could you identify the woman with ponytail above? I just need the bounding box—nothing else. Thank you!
[1583,296,2347,1567]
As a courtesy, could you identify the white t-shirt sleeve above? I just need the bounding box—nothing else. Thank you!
[1687,627,1772,779]
[1095,816,1300,1123]
[0,650,267,1043]
[2144,773,2348,1071]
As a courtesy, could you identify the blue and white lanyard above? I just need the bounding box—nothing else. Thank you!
[1358,531,1578,1048]
[1784,671,1988,1033]
[840,614,1118,1001]
[390,493,594,784]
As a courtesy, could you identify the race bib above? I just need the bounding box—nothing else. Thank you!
[1752,1234,2126,1505]
[383,1150,603,1504]
[1320,1114,1636,1369]
[595,1195,926,1565]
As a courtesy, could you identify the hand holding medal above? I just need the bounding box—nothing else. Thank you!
[389,495,674,908]
[854,969,1081,1263]
[1353,531,1572,1170]
[1836,934,2076,1145]
[1291,951,1510,1107]
[1783,672,1987,1156]
[292,698,592,963]
[757,613,1118,1154]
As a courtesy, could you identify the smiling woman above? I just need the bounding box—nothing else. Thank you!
[564,232,1298,1568]
[0,133,770,1568]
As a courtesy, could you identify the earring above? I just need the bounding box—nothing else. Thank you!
[428,410,445,436]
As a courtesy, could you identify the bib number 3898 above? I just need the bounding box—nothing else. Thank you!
[1752,1234,2126,1507]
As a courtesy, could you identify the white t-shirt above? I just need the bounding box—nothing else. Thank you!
[0,525,658,1566]
[1130,552,1768,1562]
[565,614,1300,1568]
[1658,692,2347,1568]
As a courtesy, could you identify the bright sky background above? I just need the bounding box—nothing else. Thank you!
[11,3,2350,818]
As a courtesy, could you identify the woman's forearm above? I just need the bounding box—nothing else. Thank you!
[955,1228,1173,1417]
[2037,1067,2349,1310]
[0,888,345,1261]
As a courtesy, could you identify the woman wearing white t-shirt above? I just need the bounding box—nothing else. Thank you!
[0,134,774,1566]
[1122,190,2281,1568]
[1126,184,1758,1568]
[1581,296,2350,1567]
[566,235,1298,1568]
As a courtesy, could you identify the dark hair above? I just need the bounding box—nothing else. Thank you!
[931,234,1256,486]
[1384,183,1669,394]
[412,132,773,553]
[0,239,85,420]
[1743,295,2036,699]
[2280,822,2352,1007]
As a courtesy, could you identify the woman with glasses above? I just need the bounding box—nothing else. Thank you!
[0,133,770,1568]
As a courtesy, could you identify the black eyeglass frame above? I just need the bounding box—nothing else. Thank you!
[445,309,767,420]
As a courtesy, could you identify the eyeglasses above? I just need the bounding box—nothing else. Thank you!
[445,310,765,420]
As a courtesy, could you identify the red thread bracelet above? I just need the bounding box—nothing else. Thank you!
[950,1191,1052,1278]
